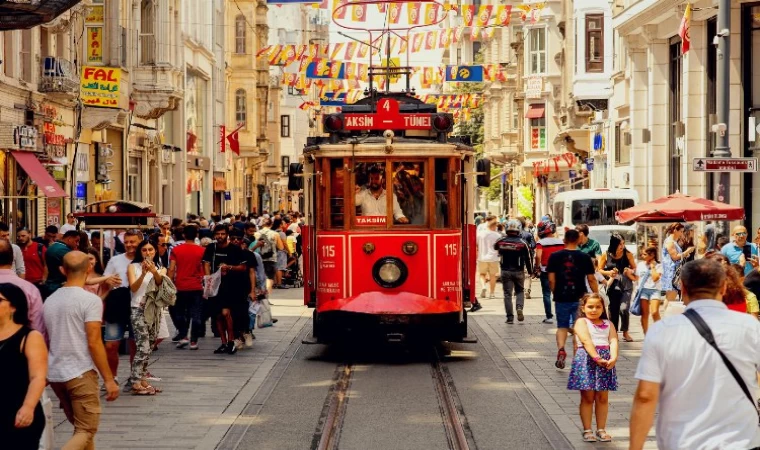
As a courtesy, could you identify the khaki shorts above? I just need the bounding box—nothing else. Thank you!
[478,261,500,276]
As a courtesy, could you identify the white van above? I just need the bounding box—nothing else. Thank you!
[552,188,639,231]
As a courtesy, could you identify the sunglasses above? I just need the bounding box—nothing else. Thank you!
[736,232,748,236]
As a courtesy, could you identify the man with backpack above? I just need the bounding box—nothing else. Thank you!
[253,218,284,292]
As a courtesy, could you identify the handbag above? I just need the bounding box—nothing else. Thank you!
[684,309,760,423]
[256,298,273,328]
[672,263,682,291]
[630,271,649,317]
[202,247,222,299]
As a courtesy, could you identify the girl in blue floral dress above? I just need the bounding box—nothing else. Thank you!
[567,293,619,442]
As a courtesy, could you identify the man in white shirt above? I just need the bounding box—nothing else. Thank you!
[45,251,119,449]
[476,216,501,301]
[355,167,409,224]
[630,258,760,450]
[0,222,25,278]
[59,213,77,234]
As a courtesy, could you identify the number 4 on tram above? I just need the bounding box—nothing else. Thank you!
[289,93,491,343]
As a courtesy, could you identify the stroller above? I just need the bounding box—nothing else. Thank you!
[281,252,303,288]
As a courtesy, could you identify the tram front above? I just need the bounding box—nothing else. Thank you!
[295,93,491,343]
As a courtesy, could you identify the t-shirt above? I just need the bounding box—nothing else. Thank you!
[536,237,565,272]
[45,241,72,285]
[636,261,663,291]
[202,243,248,295]
[43,286,103,383]
[722,242,759,275]
[103,253,133,288]
[169,242,205,291]
[476,229,501,262]
[546,249,595,302]
[102,253,134,323]
[579,238,602,260]
[20,242,45,283]
[237,250,261,294]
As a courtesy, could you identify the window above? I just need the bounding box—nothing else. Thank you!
[553,201,564,227]
[280,115,290,137]
[20,30,31,82]
[351,161,427,227]
[571,198,634,226]
[139,0,155,65]
[235,89,246,127]
[281,155,290,173]
[669,38,683,194]
[615,122,630,165]
[235,15,246,54]
[528,28,546,74]
[530,117,546,150]
[586,14,604,72]
[456,48,462,64]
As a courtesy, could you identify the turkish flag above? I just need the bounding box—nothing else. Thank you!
[219,125,226,153]
[226,129,240,155]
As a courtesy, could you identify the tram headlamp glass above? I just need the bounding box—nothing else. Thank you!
[372,257,408,289]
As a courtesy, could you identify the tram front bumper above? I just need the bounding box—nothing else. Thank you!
[317,291,461,315]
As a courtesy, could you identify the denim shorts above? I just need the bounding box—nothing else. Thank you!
[555,302,579,329]
[638,288,661,300]
[103,320,134,341]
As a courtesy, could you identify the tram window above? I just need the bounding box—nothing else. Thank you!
[392,162,426,226]
[329,159,345,228]
[353,161,396,226]
[433,159,450,228]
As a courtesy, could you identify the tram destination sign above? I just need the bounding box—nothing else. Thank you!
[692,157,758,172]
[342,98,434,131]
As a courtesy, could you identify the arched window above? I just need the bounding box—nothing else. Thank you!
[140,0,156,64]
[235,89,247,127]
[235,15,246,54]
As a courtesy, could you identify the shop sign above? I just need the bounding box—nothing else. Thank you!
[224,191,232,201]
[526,76,544,99]
[86,26,103,63]
[530,127,546,150]
[47,198,62,226]
[86,5,104,23]
[213,176,227,191]
[49,165,67,181]
[80,66,121,108]
[14,126,37,150]
[41,104,58,121]
[44,132,66,146]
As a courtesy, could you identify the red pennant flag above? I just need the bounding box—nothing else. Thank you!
[226,128,240,155]
[186,131,197,152]
[678,3,691,54]
[219,125,226,153]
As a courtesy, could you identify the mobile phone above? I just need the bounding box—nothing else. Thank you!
[743,244,753,260]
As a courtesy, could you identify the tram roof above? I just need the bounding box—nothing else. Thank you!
[304,136,474,157]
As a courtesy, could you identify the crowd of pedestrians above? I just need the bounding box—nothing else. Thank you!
[476,214,760,447]
[0,210,303,449]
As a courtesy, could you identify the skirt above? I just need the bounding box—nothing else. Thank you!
[567,347,618,391]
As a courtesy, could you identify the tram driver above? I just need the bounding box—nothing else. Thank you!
[355,166,410,224]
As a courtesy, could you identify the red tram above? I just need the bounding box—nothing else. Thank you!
[292,88,490,343]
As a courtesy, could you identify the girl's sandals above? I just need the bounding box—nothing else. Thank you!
[131,385,156,396]
[596,429,612,442]
[582,430,597,442]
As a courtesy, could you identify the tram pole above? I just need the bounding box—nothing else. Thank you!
[713,0,731,235]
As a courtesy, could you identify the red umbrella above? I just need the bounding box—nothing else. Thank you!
[616,192,745,223]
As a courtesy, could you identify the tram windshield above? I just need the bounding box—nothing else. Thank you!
[324,157,453,229]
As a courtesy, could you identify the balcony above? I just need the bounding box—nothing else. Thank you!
[131,35,182,119]
[38,57,78,98]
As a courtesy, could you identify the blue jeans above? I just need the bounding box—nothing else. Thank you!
[539,272,554,319]
[169,290,204,342]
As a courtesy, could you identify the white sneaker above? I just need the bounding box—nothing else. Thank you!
[176,338,190,349]
[542,318,554,324]
[145,372,161,382]
[244,333,253,348]
[480,288,487,298]
[234,338,244,350]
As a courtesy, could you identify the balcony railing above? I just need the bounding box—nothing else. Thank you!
[38,57,78,93]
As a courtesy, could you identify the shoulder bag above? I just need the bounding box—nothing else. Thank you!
[684,309,760,423]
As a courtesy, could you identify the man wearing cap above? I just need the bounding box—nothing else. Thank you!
[44,230,81,297]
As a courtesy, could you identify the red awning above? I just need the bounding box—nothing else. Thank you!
[11,152,67,198]
[525,104,545,119]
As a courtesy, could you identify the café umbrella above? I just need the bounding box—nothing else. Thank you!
[615,192,745,223]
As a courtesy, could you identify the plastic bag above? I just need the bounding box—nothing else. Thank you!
[202,269,222,299]
[256,298,273,328]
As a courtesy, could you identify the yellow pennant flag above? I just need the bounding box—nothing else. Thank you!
[399,37,408,53]
[357,42,369,58]
[424,3,438,24]
[351,3,367,22]
[330,43,345,60]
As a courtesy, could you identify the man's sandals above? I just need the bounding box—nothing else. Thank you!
[131,384,163,396]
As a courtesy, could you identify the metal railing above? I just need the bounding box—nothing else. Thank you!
[38,57,77,93]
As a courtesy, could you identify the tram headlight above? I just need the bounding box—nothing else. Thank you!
[372,257,409,289]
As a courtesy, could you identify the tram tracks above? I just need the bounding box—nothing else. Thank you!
[311,345,476,450]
